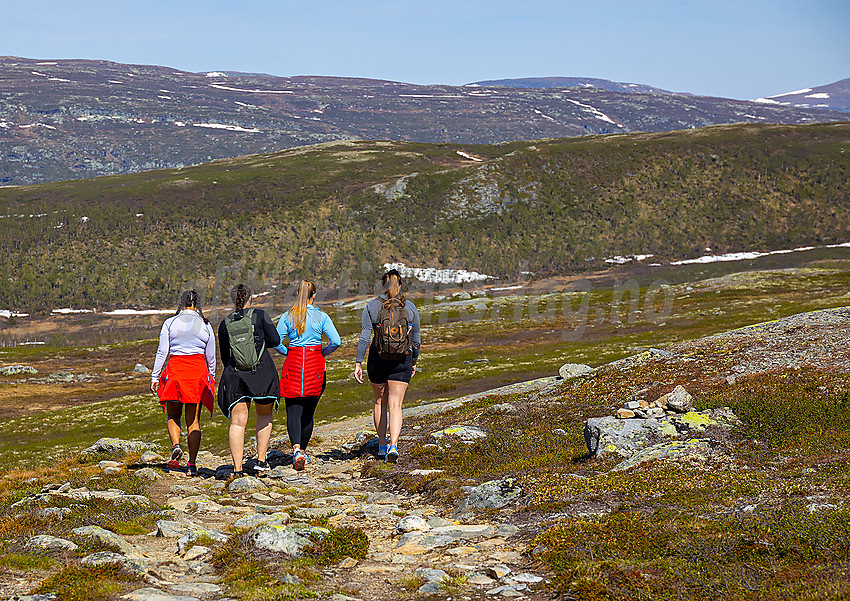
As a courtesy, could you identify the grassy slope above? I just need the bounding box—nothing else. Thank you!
[0,122,848,309]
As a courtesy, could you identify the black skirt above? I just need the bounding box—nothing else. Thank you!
[217,350,280,418]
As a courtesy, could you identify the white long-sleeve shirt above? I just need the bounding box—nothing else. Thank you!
[151,310,216,382]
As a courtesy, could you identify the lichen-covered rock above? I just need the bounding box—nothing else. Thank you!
[612,439,726,471]
[72,525,136,555]
[658,385,694,413]
[227,475,267,493]
[0,364,38,376]
[80,552,150,576]
[25,534,78,551]
[252,524,328,556]
[484,403,518,415]
[558,363,593,379]
[456,478,522,516]
[396,515,431,534]
[431,425,488,447]
[233,512,290,530]
[176,528,228,555]
[81,437,158,457]
[585,408,740,458]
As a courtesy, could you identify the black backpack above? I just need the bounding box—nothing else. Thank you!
[373,297,411,361]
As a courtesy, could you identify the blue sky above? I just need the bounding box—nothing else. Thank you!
[1,0,848,99]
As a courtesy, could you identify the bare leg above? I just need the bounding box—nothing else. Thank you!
[229,403,249,472]
[184,403,202,464]
[371,383,389,444]
[255,402,274,462]
[386,381,408,447]
[165,402,182,447]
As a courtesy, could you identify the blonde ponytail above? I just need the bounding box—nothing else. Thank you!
[290,280,316,336]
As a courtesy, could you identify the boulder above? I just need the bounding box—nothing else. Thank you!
[585,408,741,458]
[366,491,401,505]
[80,552,150,576]
[396,515,431,534]
[416,567,449,582]
[71,525,136,555]
[176,528,228,555]
[25,534,77,551]
[252,524,328,556]
[122,589,199,601]
[558,363,593,379]
[228,475,268,493]
[233,512,290,530]
[456,478,522,516]
[484,403,517,415]
[81,438,158,457]
[0,365,38,376]
[133,363,151,374]
[612,439,725,472]
[139,451,164,464]
[394,531,457,554]
[658,385,694,413]
[431,425,488,447]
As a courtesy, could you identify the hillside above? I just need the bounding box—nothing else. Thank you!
[754,78,850,113]
[0,122,849,310]
[1,57,847,185]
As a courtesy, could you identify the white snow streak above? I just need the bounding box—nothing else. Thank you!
[102,309,174,315]
[456,150,483,162]
[36,62,57,66]
[192,122,261,133]
[206,72,227,77]
[209,84,293,94]
[0,310,29,318]
[52,308,95,314]
[563,98,617,125]
[398,94,464,98]
[805,92,830,99]
[770,88,812,97]
[49,77,70,82]
[605,254,655,264]
[670,242,850,266]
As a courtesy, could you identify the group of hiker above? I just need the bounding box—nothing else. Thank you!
[150,269,421,478]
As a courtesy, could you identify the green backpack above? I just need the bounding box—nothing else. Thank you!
[225,308,264,371]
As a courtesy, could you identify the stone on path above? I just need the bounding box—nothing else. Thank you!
[169,583,221,595]
[468,572,497,585]
[140,450,164,464]
[25,535,77,551]
[416,567,449,582]
[80,552,149,577]
[512,573,544,583]
[559,363,593,379]
[228,475,267,493]
[418,581,446,594]
[182,545,209,561]
[176,529,228,555]
[487,564,512,579]
[366,491,401,505]
[396,515,430,534]
[252,524,328,556]
[122,589,199,601]
[394,531,457,554]
[134,467,160,480]
[233,512,290,530]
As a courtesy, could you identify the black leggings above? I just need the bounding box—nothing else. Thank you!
[285,397,320,450]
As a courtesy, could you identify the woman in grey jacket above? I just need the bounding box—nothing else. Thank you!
[354,269,420,463]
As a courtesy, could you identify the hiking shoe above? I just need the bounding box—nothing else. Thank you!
[187,463,198,477]
[386,444,399,464]
[255,460,271,472]
[293,450,306,471]
[227,470,244,482]
[377,444,388,459]
[167,444,182,470]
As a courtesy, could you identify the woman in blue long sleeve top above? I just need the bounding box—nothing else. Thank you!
[275,280,341,470]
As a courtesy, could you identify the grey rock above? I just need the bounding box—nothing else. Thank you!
[122,589,199,601]
[426,515,453,528]
[659,385,694,413]
[134,467,160,480]
[34,507,72,519]
[394,531,457,553]
[233,512,289,529]
[488,564,512,579]
[430,524,496,539]
[170,583,221,595]
[366,491,400,505]
[228,475,267,493]
[182,545,209,561]
[612,439,724,471]
[418,581,446,594]
[552,428,567,436]
[156,520,193,538]
[396,515,431,534]
[456,478,522,515]
[486,584,527,597]
[484,403,518,415]
[103,466,123,476]
[98,460,122,469]
[512,573,544,583]
[469,572,497,585]
[416,567,449,582]
[432,425,488,447]
[133,363,151,374]
[293,507,338,519]
[331,595,363,601]
[11,595,56,601]
[72,525,135,555]
[280,573,302,585]
[139,450,164,464]
[584,416,664,458]
[80,552,149,576]
[252,524,328,556]
[176,529,229,555]
[81,437,158,457]
[496,523,520,538]
[646,407,666,418]
[559,363,593,379]
[0,364,38,376]
[170,485,198,495]
[26,534,77,551]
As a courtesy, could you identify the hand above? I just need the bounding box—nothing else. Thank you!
[354,362,363,384]
[150,381,159,394]
[411,363,417,376]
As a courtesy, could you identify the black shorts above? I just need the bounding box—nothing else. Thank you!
[367,350,413,384]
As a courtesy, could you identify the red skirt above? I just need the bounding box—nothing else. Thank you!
[158,354,215,414]
[281,345,325,398]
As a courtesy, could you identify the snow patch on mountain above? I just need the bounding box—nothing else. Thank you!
[192,123,261,133]
[209,84,293,94]
[383,263,495,284]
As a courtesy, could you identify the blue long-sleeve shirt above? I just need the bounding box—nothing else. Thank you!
[275,305,341,356]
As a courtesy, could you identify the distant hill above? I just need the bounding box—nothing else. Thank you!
[466,76,678,95]
[753,78,850,114]
[0,122,848,310]
[1,57,847,186]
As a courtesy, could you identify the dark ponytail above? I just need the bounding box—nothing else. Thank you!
[231,284,251,312]
[176,290,209,324]
[381,269,404,303]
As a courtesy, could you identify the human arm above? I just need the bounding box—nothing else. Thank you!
[204,323,216,376]
[408,301,421,365]
[321,312,341,356]
[260,310,281,348]
[218,319,230,366]
[354,303,374,384]
[151,320,171,388]
[273,312,289,355]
